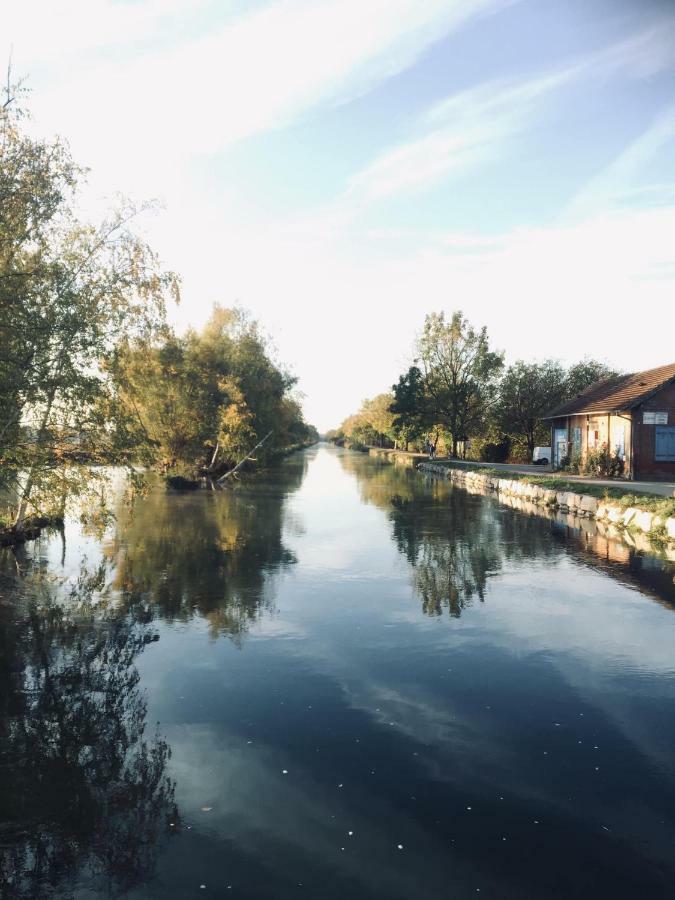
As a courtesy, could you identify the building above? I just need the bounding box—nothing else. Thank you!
[543,362,675,481]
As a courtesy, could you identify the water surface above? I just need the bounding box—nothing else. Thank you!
[1,445,675,899]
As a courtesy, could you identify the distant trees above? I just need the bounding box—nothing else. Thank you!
[331,308,620,463]
[329,392,398,449]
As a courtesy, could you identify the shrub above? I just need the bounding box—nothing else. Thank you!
[582,443,624,478]
[480,438,511,463]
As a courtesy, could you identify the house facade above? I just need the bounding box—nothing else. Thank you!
[544,362,675,481]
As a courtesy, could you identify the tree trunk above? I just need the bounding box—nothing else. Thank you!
[527,433,535,459]
[14,383,58,529]
[217,431,273,484]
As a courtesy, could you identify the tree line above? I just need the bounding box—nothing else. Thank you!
[328,310,617,462]
[0,83,316,532]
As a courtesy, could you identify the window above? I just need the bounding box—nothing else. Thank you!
[655,426,675,462]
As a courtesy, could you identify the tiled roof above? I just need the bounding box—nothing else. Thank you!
[544,362,675,418]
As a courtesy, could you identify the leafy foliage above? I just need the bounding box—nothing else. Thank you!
[495,360,567,456]
[112,306,315,476]
[0,85,179,526]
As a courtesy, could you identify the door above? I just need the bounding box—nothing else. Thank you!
[553,428,568,468]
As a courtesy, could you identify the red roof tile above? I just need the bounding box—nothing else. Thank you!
[544,362,675,418]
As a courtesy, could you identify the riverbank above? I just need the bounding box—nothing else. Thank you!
[417,459,675,558]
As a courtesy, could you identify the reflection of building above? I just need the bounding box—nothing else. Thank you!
[544,362,675,480]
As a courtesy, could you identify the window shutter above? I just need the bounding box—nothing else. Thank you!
[655,426,675,462]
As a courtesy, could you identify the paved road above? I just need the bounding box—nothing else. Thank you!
[437,458,675,498]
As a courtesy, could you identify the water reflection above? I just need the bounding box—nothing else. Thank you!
[338,454,568,617]
[106,459,306,641]
[2,447,675,900]
[0,551,177,899]
[0,456,306,897]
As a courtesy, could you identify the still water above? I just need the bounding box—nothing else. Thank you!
[1,444,675,899]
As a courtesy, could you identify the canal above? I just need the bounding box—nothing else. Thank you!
[1,444,674,899]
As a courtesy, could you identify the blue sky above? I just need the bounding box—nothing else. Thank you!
[6,0,675,430]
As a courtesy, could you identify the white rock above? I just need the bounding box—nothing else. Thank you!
[606,506,623,524]
[579,495,598,515]
[634,511,653,533]
[622,508,638,527]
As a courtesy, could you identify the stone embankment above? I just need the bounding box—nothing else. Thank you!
[418,461,675,557]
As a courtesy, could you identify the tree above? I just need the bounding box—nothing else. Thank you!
[362,393,396,446]
[496,360,567,457]
[565,359,620,398]
[414,311,503,457]
[0,84,180,528]
[112,305,314,478]
[390,366,429,450]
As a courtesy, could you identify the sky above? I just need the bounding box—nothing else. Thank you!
[5,0,675,432]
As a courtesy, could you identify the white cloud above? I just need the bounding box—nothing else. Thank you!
[19,0,506,196]
[160,198,675,431]
[345,18,675,204]
[4,0,204,65]
[8,1,675,433]
[565,103,675,219]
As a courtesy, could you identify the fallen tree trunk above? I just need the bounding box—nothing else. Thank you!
[217,431,273,484]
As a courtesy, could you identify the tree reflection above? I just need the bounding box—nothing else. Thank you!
[0,551,177,899]
[0,455,307,896]
[106,462,305,641]
[338,453,558,618]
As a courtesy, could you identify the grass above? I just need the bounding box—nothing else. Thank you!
[429,460,675,520]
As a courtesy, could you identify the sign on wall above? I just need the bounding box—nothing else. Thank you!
[643,411,668,425]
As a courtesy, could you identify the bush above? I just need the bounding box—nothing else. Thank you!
[480,438,511,463]
[582,443,624,478]
[561,450,582,473]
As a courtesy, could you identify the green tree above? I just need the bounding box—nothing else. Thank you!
[0,85,179,528]
[362,393,396,446]
[496,359,567,457]
[414,311,503,457]
[565,358,620,398]
[112,305,313,478]
[390,366,429,450]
